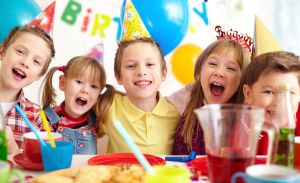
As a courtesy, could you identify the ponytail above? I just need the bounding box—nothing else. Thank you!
[40,67,60,108]
[94,84,116,137]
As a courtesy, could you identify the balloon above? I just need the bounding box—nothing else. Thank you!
[130,0,189,55]
[171,44,202,85]
[0,0,41,43]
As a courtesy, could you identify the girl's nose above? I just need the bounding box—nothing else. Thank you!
[20,57,30,69]
[81,85,89,94]
[214,67,225,77]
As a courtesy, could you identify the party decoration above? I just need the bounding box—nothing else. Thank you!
[215,25,253,54]
[254,16,283,56]
[85,42,104,64]
[0,0,41,43]
[171,44,202,85]
[193,1,208,25]
[121,0,190,55]
[121,0,150,41]
[28,1,56,36]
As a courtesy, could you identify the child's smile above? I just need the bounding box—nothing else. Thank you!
[12,68,26,79]
[210,82,225,97]
[75,97,88,106]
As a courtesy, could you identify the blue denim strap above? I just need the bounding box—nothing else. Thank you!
[44,107,60,125]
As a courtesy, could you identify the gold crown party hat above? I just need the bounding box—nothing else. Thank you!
[121,0,150,41]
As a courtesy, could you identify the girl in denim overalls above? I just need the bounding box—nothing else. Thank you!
[40,56,115,154]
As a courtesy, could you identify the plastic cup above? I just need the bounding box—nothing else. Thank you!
[232,164,300,183]
[0,161,24,183]
[23,132,62,163]
[41,141,74,172]
[146,166,190,183]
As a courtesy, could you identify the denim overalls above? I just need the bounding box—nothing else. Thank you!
[44,107,97,154]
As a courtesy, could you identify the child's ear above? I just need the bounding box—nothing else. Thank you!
[161,68,167,81]
[115,74,123,85]
[243,84,253,104]
[59,75,65,91]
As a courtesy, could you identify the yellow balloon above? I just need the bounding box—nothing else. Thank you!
[171,44,202,85]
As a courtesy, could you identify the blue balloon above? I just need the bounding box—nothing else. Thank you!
[131,0,189,55]
[0,0,41,43]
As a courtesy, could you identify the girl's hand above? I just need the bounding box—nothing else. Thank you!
[6,126,20,154]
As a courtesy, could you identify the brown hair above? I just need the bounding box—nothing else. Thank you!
[41,56,115,133]
[182,39,250,150]
[114,37,166,79]
[237,51,300,103]
[1,26,55,75]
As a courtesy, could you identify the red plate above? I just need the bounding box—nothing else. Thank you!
[13,153,44,170]
[187,156,267,177]
[88,153,165,166]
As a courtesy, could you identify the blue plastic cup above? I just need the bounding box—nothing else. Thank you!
[41,141,74,172]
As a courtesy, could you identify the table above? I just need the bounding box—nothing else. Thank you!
[9,155,209,183]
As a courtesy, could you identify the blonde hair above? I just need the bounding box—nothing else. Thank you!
[182,39,250,150]
[114,37,166,79]
[1,26,55,76]
[41,56,115,136]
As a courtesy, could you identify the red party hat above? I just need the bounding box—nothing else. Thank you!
[27,1,56,36]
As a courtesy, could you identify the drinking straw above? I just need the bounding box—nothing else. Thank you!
[114,120,155,175]
[15,104,46,147]
[16,104,61,169]
[40,110,56,148]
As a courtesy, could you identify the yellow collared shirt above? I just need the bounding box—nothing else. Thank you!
[102,93,180,155]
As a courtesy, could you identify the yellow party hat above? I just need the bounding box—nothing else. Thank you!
[254,15,283,56]
[121,0,150,41]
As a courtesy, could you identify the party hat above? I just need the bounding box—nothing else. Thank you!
[254,15,283,56]
[121,0,150,41]
[27,1,56,36]
[85,42,104,64]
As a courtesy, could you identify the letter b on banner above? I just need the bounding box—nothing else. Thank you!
[61,0,82,25]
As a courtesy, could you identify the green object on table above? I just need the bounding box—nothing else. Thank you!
[0,160,24,183]
[0,130,7,161]
[146,166,190,183]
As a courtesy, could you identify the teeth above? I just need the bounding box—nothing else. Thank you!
[76,97,87,106]
[135,81,151,86]
[13,68,26,78]
[15,70,25,76]
[211,82,222,86]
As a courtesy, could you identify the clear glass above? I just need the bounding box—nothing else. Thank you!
[273,85,295,167]
[194,104,266,183]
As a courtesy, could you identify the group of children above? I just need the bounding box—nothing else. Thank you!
[1,25,300,156]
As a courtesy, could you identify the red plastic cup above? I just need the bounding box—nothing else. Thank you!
[23,132,62,163]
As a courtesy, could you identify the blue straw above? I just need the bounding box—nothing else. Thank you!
[15,104,62,170]
[15,104,46,147]
[114,121,155,175]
